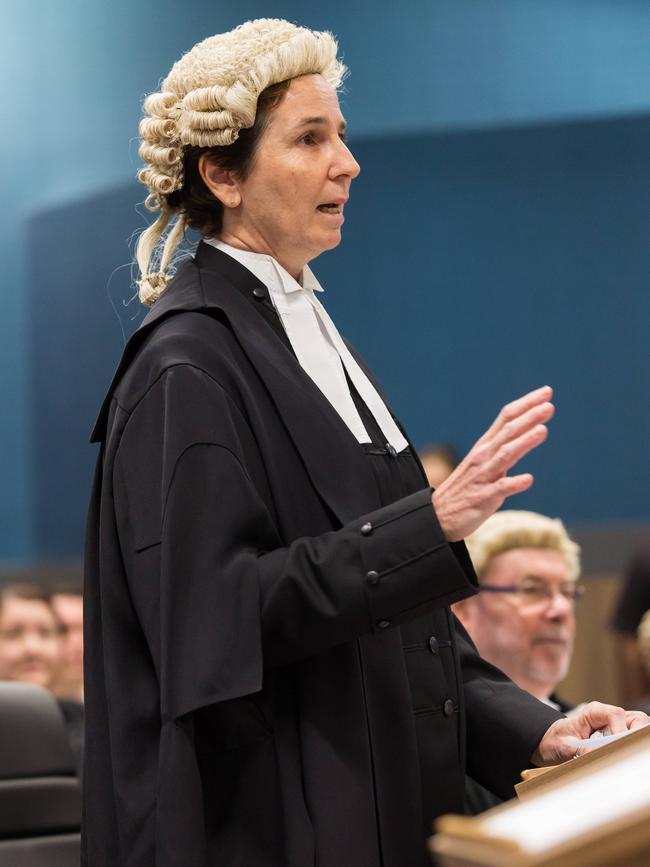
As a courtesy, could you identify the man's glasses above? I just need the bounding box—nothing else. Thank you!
[478,582,585,607]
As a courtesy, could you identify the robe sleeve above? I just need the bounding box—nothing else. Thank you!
[453,616,563,797]
[113,365,477,721]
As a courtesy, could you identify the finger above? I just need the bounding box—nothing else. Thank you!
[625,711,650,731]
[481,385,553,441]
[490,401,555,454]
[551,736,582,764]
[582,701,627,735]
[492,472,535,500]
[485,424,549,480]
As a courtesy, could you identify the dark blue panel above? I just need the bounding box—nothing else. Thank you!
[316,114,650,523]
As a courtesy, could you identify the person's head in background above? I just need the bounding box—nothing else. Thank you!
[51,585,84,701]
[0,584,62,691]
[419,443,459,489]
[454,510,582,704]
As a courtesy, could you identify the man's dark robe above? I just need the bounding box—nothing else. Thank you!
[464,695,572,815]
[83,243,562,867]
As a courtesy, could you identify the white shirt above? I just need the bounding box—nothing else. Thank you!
[206,239,408,452]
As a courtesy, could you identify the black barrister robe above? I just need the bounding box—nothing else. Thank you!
[83,243,562,867]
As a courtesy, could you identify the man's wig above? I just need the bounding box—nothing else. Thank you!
[136,19,346,305]
[466,510,581,583]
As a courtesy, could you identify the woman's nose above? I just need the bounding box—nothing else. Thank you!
[332,140,361,179]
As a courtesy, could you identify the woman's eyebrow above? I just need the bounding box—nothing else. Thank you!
[293,116,348,132]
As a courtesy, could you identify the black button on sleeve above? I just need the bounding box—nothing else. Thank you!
[428,636,439,655]
[377,619,391,629]
[443,699,455,718]
[366,570,380,587]
[360,522,373,536]
[355,489,477,635]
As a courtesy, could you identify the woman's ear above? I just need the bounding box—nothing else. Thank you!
[198,154,242,209]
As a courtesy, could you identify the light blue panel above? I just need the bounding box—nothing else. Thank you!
[1,5,39,561]
[1,0,269,562]
[4,0,650,562]
[245,0,650,134]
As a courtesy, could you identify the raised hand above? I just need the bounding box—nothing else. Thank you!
[432,385,555,542]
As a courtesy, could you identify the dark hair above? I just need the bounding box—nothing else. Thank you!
[167,80,290,238]
[0,583,55,614]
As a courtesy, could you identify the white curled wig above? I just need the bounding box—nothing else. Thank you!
[136,18,347,305]
[465,510,581,583]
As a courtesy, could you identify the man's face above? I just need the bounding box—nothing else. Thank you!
[0,597,61,690]
[457,547,576,699]
[51,594,83,681]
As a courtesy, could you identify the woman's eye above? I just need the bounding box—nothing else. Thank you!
[300,132,317,145]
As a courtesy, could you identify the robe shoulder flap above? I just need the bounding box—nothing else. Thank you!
[111,331,281,722]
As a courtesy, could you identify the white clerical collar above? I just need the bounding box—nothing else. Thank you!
[205,238,407,453]
[206,239,323,297]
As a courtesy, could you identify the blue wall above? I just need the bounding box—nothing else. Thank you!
[4,1,650,563]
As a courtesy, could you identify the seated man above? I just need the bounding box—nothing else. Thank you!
[0,584,84,775]
[0,584,63,692]
[454,510,582,812]
[51,585,84,702]
[610,546,650,705]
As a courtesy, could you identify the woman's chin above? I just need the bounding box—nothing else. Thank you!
[317,230,343,254]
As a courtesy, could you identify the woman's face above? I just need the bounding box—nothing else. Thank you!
[0,597,61,690]
[221,74,361,277]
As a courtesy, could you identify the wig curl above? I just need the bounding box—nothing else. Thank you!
[136,19,347,304]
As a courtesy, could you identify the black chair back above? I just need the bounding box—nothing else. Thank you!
[0,682,81,867]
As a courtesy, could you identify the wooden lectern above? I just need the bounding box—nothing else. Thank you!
[429,726,650,867]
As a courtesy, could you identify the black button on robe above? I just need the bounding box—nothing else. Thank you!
[83,243,562,867]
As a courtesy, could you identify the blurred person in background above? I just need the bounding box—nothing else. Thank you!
[51,585,84,701]
[454,510,582,812]
[419,442,459,489]
[610,545,650,705]
[0,584,84,775]
[631,606,650,715]
[0,584,62,690]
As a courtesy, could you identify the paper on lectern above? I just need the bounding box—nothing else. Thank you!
[572,723,650,751]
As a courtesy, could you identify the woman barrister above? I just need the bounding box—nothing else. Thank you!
[83,19,647,867]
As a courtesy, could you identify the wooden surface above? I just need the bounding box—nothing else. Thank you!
[431,726,650,867]
[515,724,650,799]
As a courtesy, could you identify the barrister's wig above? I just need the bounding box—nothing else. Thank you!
[136,18,347,305]
[466,510,581,583]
